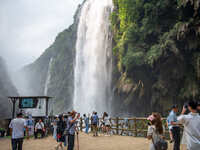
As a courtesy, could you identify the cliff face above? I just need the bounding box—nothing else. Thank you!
[14,0,200,116]
[16,4,83,114]
[111,0,200,116]
[0,57,18,119]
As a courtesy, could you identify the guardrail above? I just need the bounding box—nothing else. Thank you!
[78,117,170,138]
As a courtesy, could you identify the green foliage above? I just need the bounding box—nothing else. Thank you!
[145,45,162,66]
[111,0,180,71]
[112,0,200,114]
[123,51,145,70]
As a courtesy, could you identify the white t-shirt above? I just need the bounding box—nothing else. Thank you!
[35,122,44,130]
[104,116,110,126]
[9,118,26,139]
[177,113,200,150]
[147,125,164,150]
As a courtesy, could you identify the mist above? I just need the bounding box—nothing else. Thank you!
[0,0,83,71]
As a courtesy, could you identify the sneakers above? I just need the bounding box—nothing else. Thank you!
[54,146,58,150]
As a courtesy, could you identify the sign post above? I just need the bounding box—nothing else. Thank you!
[8,96,52,118]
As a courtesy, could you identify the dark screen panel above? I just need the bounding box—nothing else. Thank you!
[19,98,38,109]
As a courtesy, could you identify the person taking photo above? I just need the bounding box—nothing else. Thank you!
[175,100,200,150]
[67,110,80,150]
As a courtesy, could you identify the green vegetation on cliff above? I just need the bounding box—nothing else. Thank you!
[111,0,200,115]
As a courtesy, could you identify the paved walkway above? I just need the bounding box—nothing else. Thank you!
[0,133,186,150]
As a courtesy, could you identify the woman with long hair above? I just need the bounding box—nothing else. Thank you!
[147,112,166,150]
[103,112,111,136]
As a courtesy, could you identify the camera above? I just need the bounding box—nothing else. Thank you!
[147,122,151,126]
[184,104,188,109]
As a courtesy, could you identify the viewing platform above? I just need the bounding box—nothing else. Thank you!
[0,133,187,150]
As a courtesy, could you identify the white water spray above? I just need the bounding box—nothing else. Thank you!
[44,58,53,96]
[29,58,53,116]
[73,0,113,114]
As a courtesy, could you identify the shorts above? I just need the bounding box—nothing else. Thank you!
[168,126,173,132]
[92,123,98,126]
[105,124,110,127]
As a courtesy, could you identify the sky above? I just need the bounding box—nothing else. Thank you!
[0,0,83,70]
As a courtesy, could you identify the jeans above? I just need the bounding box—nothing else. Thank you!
[85,124,89,133]
[64,135,68,147]
[11,138,23,150]
[172,127,181,150]
[67,134,75,150]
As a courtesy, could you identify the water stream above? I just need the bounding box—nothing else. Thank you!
[73,0,113,114]
[29,58,53,116]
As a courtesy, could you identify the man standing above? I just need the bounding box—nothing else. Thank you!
[168,105,180,150]
[91,112,99,136]
[9,112,28,150]
[177,100,200,150]
[34,119,45,139]
[67,110,80,150]
[83,114,89,134]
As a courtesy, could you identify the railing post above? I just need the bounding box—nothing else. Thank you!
[134,118,137,137]
[127,119,130,136]
[80,117,83,132]
[116,117,119,135]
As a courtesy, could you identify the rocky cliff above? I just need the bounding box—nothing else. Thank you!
[16,4,83,114]
[0,57,18,119]
[111,0,200,116]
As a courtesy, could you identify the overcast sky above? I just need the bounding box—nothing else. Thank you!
[0,0,83,70]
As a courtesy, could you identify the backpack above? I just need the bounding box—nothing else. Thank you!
[152,136,168,150]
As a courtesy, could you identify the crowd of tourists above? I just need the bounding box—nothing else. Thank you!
[147,100,200,150]
[8,100,200,150]
[51,111,112,150]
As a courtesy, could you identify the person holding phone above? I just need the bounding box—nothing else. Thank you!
[176,101,200,150]
[67,110,80,150]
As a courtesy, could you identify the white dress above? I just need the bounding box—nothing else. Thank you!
[104,116,110,126]
[147,125,163,150]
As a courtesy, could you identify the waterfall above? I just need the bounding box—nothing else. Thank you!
[29,58,53,116]
[41,57,53,115]
[73,0,113,114]
[44,58,53,96]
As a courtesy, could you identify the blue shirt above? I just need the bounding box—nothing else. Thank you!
[167,110,177,128]
[92,114,99,124]
[67,117,77,135]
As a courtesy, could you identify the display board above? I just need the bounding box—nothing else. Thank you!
[19,98,38,109]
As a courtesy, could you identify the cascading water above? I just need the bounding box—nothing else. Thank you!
[44,58,53,96]
[29,58,53,116]
[73,0,113,115]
